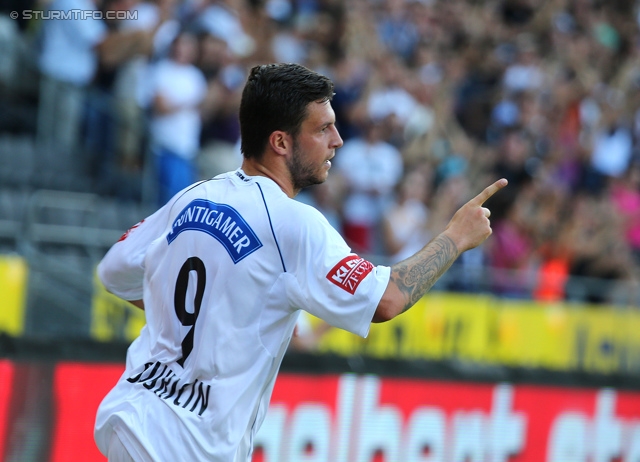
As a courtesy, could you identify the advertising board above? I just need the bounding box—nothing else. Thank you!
[1,360,634,461]
[255,374,640,461]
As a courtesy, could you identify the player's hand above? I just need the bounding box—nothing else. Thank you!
[442,178,508,252]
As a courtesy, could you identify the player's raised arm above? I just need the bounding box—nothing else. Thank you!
[373,178,508,323]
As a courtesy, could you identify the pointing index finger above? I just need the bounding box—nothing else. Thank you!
[470,178,508,206]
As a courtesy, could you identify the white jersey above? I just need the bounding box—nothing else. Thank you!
[94,169,391,461]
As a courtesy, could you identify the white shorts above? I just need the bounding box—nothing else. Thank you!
[107,432,135,462]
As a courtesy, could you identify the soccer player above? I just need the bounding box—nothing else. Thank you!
[94,63,507,461]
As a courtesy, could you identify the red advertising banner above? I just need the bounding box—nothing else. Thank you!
[2,360,640,461]
[0,360,14,458]
[50,362,125,462]
[256,374,640,462]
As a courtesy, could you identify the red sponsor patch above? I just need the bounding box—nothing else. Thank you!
[326,255,374,295]
[118,219,144,242]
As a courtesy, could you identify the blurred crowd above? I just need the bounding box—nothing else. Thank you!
[7,0,640,304]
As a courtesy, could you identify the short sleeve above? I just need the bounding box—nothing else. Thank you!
[97,204,170,300]
[282,207,390,338]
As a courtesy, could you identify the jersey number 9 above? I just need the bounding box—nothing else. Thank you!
[174,257,206,367]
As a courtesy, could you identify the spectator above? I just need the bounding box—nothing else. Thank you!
[37,0,108,158]
[329,55,370,142]
[147,31,207,205]
[375,0,420,62]
[364,54,420,145]
[530,181,573,302]
[37,0,168,192]
[502,34,544,94]
[494,126,535,183]
[197,32,244,179]
[564,193,636,304]
[610,161,640,266]
[453,35,502,143]
[485,196,535,298]
[113,0,181,180]
[425,173,488,291]
[589,98,633,181]
[86,0,177,197]
[334,117,403,254]
[192,0,255,58]
[381,169,432,264]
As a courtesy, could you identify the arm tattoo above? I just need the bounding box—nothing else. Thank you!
[389,234,459,313]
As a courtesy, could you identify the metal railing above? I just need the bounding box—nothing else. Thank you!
[0,186,637,340]
[0,188,149,337]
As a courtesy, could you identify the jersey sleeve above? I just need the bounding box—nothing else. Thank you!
[283,206,391,338]
[97,205,170,300]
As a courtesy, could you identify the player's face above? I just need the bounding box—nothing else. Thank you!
[287,101,343,191]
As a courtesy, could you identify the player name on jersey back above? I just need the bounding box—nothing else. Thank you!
[166,199,263,263]
[126,360,210,417]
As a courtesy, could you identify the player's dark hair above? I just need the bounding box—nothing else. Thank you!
[239,63,335,160]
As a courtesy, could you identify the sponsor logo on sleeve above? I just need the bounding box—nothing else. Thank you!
[326,255,374,295]
[118,219,144,241]
[166,199,262,263]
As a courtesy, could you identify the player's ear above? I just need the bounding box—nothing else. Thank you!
[268,130,292,157]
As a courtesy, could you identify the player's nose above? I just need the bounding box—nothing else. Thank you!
[331,126,343,149]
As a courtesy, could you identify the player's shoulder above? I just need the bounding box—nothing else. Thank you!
[276,193,328,222]
[272,198,339,247]
[210,172,336,232]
